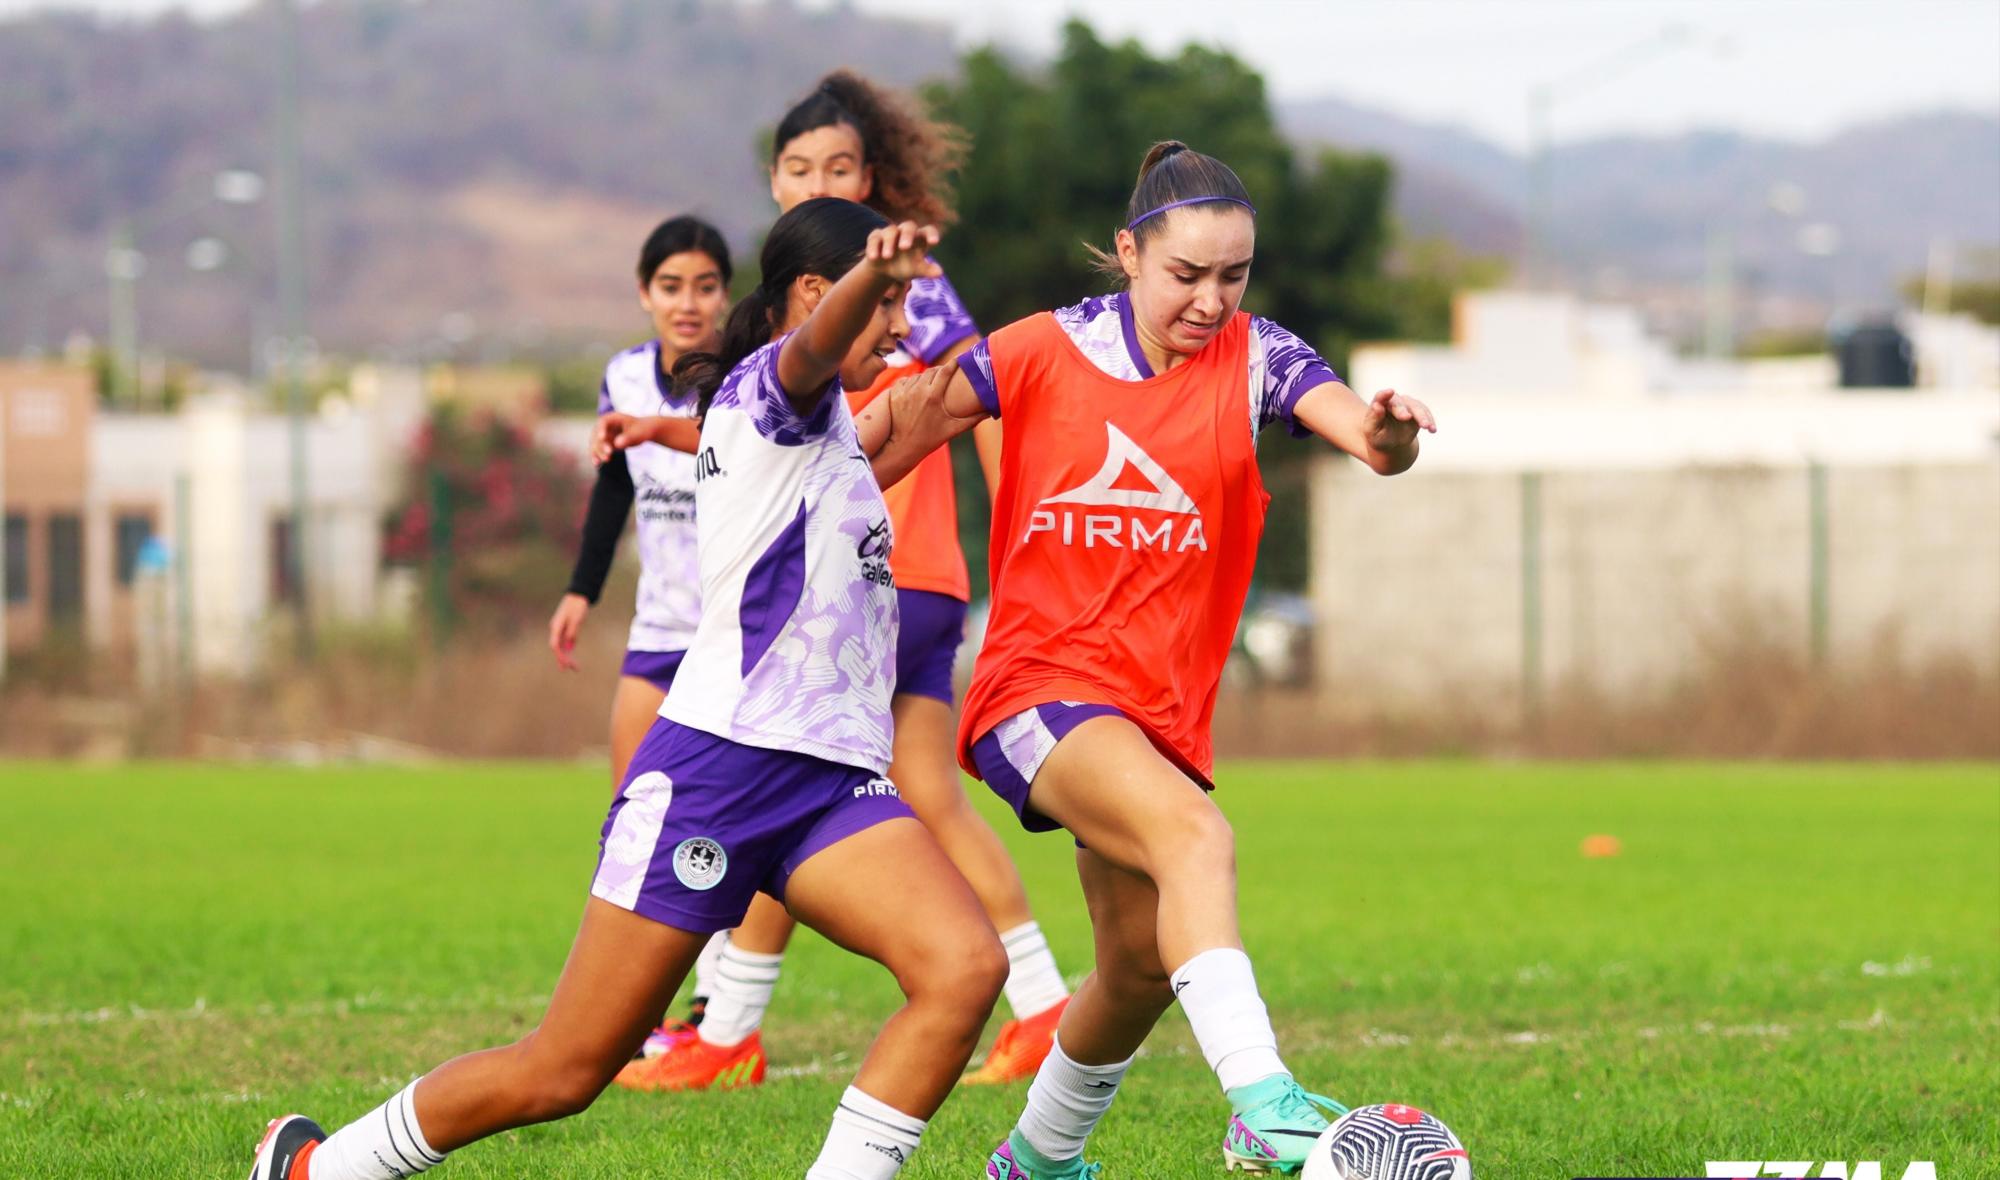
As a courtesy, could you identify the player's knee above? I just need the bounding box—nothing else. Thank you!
[1140,798,1235,880]
[523,1063,606,1121]
[508,1039,610,1122]
[1097,949,1173,1008]
[950,930,1010,1010]
[908,927,1007,1015]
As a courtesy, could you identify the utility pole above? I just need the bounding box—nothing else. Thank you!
[106,220,143,404]
[274,0,312,651]
[1523,25,1721,288]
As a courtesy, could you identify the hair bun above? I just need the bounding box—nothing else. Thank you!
[1139,140,1190,179]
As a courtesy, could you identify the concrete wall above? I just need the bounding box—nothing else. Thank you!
[1309,457,2000,714]
[86,396,388,675]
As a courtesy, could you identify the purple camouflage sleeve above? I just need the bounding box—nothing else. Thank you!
[596,374,613,416]
[900,270,979,365]
[961,338,1001,418]
[1253,317,1340,438]
[714,336,839,447]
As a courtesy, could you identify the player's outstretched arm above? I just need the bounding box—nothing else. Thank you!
[591,413,701,462]
[857,361,986,490]
[1292,382,1436,475]
[775,221,941,415]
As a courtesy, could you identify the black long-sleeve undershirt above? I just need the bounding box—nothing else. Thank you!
[565,451,634,603]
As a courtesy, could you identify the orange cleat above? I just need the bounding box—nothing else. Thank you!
[961,996,1068,1085]
[616,1030,766,1092]
[634,1018,700,1060]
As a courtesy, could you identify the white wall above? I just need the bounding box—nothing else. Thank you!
[1309,454,2000,713]
[92,395,388,674]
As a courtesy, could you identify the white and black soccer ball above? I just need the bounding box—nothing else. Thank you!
[1302,1103,1471,1180]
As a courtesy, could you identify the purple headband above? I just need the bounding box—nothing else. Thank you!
[1126,195,1257,231]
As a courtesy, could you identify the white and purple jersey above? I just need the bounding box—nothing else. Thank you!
[959,292,1339,438]
[879,268,978,369]
[659,336,898,774]
[600,341,702,653]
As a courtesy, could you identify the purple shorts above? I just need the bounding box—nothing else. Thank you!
[621,649,685,694]
[894,588,967,705]
[591,718,914,933]
[970,701,1126,833]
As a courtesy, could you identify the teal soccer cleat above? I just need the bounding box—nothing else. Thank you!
[986,1131,1104,1179]
[1223,1075,1350,1173]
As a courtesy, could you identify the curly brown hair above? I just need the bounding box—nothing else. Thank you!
[771,69,968,226]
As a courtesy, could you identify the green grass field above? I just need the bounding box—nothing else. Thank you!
[2,761,1995,1179]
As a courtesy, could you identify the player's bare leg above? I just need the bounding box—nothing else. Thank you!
[786,816,1006,1174]
[1010,717,1344,1175]
[607,676,666,789]
[252,899,705,1178]
[983,848,1156,1178]
[889,693,1069,1084]
[640,694,1066,1090]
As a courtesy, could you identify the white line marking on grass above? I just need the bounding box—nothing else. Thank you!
[1861,955,1932,977]
[15,993,553,1028]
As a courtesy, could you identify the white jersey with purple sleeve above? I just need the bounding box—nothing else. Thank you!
[879,266,978,369]
[958,292,1339,438]
[601,341,702,653]
[658,336,898,774]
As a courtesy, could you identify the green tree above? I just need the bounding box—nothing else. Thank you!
[925,21,1403,592]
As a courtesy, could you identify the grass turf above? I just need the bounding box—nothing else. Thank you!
[1,760,1995,1179]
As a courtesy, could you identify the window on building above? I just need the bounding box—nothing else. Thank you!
[115,513,156,586]
[47,513,82,621]
[270,516,300,606]
[4,515,26,605]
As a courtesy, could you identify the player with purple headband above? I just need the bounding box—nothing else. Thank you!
[623,68,1072,1095]
[248,198,1004,1180]
[861,141,1437,1178]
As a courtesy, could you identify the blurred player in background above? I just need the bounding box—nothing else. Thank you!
[868,141,1437,1178]
[547,214,731,788]
[623,70,1070,1096]
[250,202,1002,1180]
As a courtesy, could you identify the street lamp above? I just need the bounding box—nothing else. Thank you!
[1524,24,1729,287]
[104,168,264,405]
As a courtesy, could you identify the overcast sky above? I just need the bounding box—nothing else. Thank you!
[6,0,1996,152]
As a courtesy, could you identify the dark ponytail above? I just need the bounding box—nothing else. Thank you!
[1087,140,1255,283]
[671,197,890,415]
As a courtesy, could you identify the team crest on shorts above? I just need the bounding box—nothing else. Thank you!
[672,837,727,890]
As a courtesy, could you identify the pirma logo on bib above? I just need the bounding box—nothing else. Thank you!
[1023,423,1208,552]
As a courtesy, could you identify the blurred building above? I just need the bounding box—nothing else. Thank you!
[1,363,423,679]
[2,362,95,666]
[1312,291,2000,714]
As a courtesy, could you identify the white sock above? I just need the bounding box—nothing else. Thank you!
[804,1085,925,1180]
[1170,947,1290,1094]
[998,921,1069,1020]
[691,930,730,1004]
[1016,1033,1132,1161]
[698,942,784,1047]
[309,1080,445,1179]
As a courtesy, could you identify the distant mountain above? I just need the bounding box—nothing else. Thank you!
[4,0,1992,367]
[1283,95,2000,328]
[0,0,958,365]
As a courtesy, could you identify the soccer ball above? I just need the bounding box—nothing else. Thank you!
[1301,1104,1471,1180]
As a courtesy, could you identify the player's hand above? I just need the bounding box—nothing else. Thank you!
[548,593,588,671]
[865,221,943,284]
[1359,388,1436,455]
[591,412,660,463]
[885,361,962,454]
